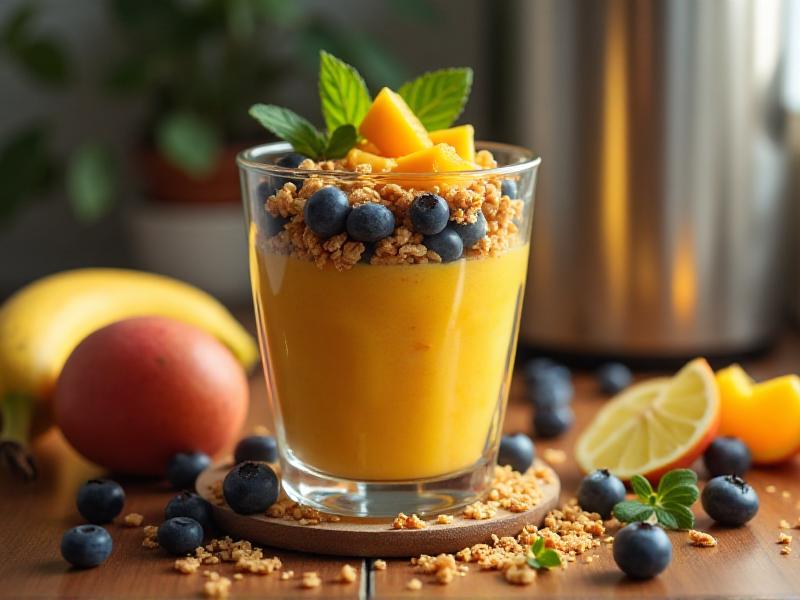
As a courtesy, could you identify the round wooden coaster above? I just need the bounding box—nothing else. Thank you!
[196,461,560,558]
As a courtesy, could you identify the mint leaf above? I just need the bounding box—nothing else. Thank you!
[156,111,221,176]
[532,536,544,555]
[631,474,654,502]
[319,50,371,132]
[661,501,695,529]
[613,500,654,524]
[398,67,473,131]
[325,124,357,159]
[659,486,699,506]
[67,142,116,223]
[654,507,679,529]
[249,104,326,159]
[657,469,697,495]
[536,549,562,569]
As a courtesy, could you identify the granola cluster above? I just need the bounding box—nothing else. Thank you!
[259,152,524,271]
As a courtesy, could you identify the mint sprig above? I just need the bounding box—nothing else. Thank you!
[248,104,327,159]
[319,50,370,133]
[398,67,473,131]
[526,536,561,570]
[612,469,699,530]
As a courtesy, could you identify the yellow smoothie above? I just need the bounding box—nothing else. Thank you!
[253,238,529,481]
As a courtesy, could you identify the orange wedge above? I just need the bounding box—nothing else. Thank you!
[575,358,719,482]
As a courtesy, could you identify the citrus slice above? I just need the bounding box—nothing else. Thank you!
[575,358,719,482]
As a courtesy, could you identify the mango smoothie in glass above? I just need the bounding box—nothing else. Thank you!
[239,75,539,516]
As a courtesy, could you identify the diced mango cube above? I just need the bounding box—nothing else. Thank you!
[356,139,382,155]
[394,143,477,173]
[429,125,475,162]
[345,148,397,172]
[358,87,432,157]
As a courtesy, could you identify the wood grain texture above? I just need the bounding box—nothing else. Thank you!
[197,461,559,557]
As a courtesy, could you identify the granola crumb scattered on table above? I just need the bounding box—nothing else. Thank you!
[392,512,426,529]
[300,572,322,589]
[778,532,792,545]
[280,570,295,580]
[337,564,358,583]
[436,514,454,525]
[232,573,244,581]
[782,490,791,499]
[406,578,423,591]
[781,545,792,555]
[504,558,537,585]
[688,530,717,547]
[779,519,791,529]
[203,576,231,599]
[373,559,387,571]
[543,448,567,465]
[766,485,777,494]
[123,512,144,527]
[174,557,201,574]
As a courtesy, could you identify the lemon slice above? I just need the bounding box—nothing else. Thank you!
[575,358,719,481]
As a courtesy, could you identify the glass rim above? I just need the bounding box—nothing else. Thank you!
[236,140,541,179]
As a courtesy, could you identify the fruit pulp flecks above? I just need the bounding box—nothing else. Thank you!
[253,233,529,481]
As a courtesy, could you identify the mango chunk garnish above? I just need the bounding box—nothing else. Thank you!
[429,125,475,162]
[358,87,432,157]
[393,143,477,173]
[345,148,397,172]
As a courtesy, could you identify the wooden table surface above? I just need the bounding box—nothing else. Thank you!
[3,335,800,599]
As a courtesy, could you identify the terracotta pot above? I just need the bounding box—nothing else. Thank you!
[139,144,248,204]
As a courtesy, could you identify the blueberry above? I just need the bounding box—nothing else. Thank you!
[528,375,573,410]
[346,202,395,242]
[703,437,752,478]
[423,227,463,262]
[256,179,276,200]
[76,479,125,524]
[452,210,487,248]
[701,475,759,526]
[165,491,214,530]
[223,461,280,515]
[524,359,571,387]
[360,242,376,264]
[410,193,449,235]
[577,469,626,519]
[304,186,350,238]
[597,362,633,395]
[165,452,211,490]
[157,517,204,556]
[264,213,290,237]
[533,405,574,438]
[61,525,113,568]
[613,522,672,579]
[273,152,308,190]
[234,435,278,464]
[497,433,536,473]
[501,179,518,199]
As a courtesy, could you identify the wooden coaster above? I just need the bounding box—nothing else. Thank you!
[196,461,560,558]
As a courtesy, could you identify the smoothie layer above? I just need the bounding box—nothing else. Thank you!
[254,242,529,481]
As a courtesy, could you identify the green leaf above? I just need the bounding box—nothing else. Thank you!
[535,549,562,569]
[653,507,679,530]
[527,557,541,569]
[104,55,151,93]
[66,142,116,224]
[324,125,357,159]
[630,474,654,501]
[532,536,544,555]
[661,501,695,530]
[156,112,221,177]
[398,67,473,131]
[0,125,55,222]
[657,469,697,496]
[318,50,371,132]
[13,39,70,85]
[613,501,655,524]
[659,486,699,506]
[2,3,35,48]
[249,104,326,159]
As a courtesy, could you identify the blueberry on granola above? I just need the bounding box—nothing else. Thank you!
[346,202,396,242]
[234,435,278,464]
[61,525,113,568]
[304,186,351,238]
[577,469,626,519]
[273,152,307,190]
[613,522,672,579]
[410,193,449,235]
[501,179,518,199]
[223,461,280,515]
[165,491,214,530]
[703,437,751,478]
[165,451,211,490]
[157,516,204,556]
[701,475,759,526]
[452,210,487,248]
[76,479,125,524]
[423,227,463,263]
[497,433,535,473]
[597,362,633,395]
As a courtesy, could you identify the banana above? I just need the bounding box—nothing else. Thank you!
[0,268,259,479]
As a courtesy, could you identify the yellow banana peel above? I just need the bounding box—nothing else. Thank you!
[0,268,259,479]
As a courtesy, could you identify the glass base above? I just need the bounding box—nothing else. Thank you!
[280,453,495,518]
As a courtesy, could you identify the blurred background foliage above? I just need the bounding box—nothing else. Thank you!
[0,0,441,225]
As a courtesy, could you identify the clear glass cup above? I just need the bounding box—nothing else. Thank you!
[238,141,540,517]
